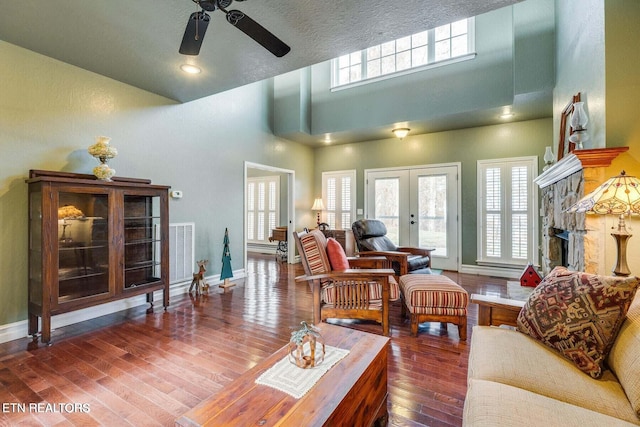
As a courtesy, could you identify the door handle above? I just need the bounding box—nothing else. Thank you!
[410,220,416,224]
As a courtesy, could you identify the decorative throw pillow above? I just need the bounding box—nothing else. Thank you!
[326,238,349,271]
[517,266,639,378]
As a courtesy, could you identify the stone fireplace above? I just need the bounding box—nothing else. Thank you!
[535,148,627,275]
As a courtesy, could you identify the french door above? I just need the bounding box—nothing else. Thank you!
[365,164,460,271]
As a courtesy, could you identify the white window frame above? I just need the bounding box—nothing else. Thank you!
[477,156,538,268]
[331,18,475,90]
[322,170,357,230]
[247,176,280,244]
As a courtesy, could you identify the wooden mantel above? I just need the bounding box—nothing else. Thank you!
[534,147,628,188]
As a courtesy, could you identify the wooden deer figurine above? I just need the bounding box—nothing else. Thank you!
[189,260,209,295]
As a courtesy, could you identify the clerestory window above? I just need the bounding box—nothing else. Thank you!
[331,18,475,89]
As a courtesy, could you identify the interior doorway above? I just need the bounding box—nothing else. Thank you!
[244,162,295,266]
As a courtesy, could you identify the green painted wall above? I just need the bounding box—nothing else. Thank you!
[313,118,552,266]
[554,0,606,149]
[308,6,515,136]
[552,0,640,276]
[604,0,640,149]
[0,40,314,326]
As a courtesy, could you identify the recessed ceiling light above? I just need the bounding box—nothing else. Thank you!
[180,64,201,74]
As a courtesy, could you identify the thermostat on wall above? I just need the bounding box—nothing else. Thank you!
[170,190,183,199]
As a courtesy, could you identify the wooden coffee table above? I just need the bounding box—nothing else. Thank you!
[175,324,389,426]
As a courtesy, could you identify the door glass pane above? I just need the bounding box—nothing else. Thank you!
[374,178,400,245]
[124,195,161,289]
[58,192,109,301]
[418,175,447,256]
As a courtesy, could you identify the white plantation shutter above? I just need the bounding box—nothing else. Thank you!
[477,157,537,266]
[322,170,356,230]
[511,166,528,259]
[484,167,501,257]
[247,176,280,244]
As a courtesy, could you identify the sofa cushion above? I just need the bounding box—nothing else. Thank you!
[468,326,639,424]
[463,378,639,427]
[608,292,640,417]
[516,266,639,378]
[326,237,349,271]
[298,229,330,274]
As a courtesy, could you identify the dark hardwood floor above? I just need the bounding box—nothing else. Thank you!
[0,254,507,426]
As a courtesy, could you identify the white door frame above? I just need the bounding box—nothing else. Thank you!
[244,162,296,265]
[364,162,461,271]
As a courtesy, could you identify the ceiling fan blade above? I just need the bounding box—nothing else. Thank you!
[179,11,211,55]
[225,10,290,57]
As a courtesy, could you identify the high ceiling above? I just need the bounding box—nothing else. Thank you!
[0,0,523,103]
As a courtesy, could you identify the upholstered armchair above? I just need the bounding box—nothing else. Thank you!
[352,219,434,277]
[293,229,397,336]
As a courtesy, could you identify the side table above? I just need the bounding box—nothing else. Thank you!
[471,294,525,327]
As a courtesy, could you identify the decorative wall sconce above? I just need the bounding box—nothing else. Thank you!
[568,101,589,149]
[543,146,555,171]
[392,128,410,140]
[311,198,325,225]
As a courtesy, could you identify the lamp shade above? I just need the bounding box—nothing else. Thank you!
[566,171,640,215]
[311,198,325,211]
[58,205,85,219]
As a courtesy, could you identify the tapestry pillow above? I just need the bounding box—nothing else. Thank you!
[517,266,639,378]
[326,237,349,271]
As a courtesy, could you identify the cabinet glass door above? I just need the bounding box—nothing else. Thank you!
[29,190,43,306]
[58,192,110,302]
[123,195,162,289]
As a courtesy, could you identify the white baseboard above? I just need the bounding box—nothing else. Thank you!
[460,264,522,279]
[247,242,278,254]
[0,268,245,345]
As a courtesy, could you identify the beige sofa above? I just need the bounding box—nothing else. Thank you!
[463,293,640,426]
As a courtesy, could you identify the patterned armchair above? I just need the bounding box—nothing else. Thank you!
[293,229,397,336]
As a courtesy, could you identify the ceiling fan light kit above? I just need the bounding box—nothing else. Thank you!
[179,0,290,58]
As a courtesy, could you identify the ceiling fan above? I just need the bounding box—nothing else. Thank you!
[179,0,291,57]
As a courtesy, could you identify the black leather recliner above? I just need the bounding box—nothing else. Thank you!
[352,219,434,277]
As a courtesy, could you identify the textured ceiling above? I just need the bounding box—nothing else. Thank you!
[0,0,523,103]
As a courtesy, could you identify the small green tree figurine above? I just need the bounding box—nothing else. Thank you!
[219,228,235,289]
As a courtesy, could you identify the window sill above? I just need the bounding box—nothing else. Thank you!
[476,260,539,270]
[330,53,477,92]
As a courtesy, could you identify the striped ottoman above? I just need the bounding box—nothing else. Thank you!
[399,274,469,340]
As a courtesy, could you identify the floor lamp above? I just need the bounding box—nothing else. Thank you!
[567,170,640,276]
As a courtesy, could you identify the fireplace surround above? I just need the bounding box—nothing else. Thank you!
[535,148,628,275]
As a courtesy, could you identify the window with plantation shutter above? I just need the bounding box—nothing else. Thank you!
[322,170,356,230]
[477,157,538,267]
[247,176,280,244]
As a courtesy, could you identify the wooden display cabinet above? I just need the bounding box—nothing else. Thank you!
[27,170,170,344]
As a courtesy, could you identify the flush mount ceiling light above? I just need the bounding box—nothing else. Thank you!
[392,128,410,139]
[180,64,202,74]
